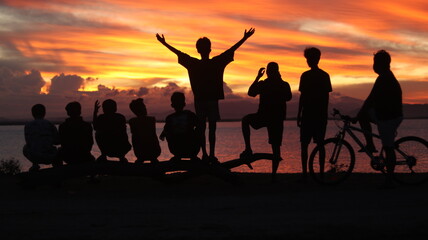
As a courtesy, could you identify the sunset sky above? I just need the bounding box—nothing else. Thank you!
[1,0,427,119]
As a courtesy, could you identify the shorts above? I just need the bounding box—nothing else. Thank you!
[244,113,284,146]
[366,108,402,147]
[194,100,220,122]
[377,117,402,147]
[300,119,327,145]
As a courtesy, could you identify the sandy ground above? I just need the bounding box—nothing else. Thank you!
[1,172,427,240]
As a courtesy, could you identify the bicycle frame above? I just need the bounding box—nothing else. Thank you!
[310,109,428,184]
[333,114,382,162]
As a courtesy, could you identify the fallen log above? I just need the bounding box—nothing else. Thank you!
[220,153,275,170]
[18,153,275,187]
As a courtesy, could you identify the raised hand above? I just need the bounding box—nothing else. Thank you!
[159,133,165,141]
[156,33,166,44]
[94,100,100,115]
[256,67,265,79]
[244,28,255,39]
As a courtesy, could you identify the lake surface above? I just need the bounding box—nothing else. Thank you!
[1,119,427,173]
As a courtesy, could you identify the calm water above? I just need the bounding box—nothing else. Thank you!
[1,119,427,173]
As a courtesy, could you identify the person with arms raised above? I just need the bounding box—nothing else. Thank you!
[156,28,255,164]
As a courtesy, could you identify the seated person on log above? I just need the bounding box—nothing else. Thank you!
[240,62,292,182]
[93,99,131,163]
[129,98,161,164]
[59,101,95,165]
[23,104,61,172]
[160,92,201,162]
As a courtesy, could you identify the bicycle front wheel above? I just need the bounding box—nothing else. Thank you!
[309,138,355,185]
[393,136,428,185]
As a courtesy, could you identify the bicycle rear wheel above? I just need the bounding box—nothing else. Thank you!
[393,136,428,185]
[309,138,355,185]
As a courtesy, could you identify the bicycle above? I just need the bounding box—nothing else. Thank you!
[308,109,428,185]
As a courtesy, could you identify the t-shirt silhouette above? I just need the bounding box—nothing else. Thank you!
[94,113,131,156]
[249,77,292,120]
[129,116,161,160]
[163,110,200,157]
[59,117,94,163]
[364,71,402,120]
[299,68,332,121]
[177,50,234,101]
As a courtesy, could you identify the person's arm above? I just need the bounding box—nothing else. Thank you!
[248,67,264,97]
[297,74,306,127]
[159,118,168,141]
[355,86,375,121]
[85,123,94,152]
[284,82,292,102]
[159,128,166,141]
[297,94,304,127]
[92,100,100,129]
[52,123,60,145]
[156,34,182,55]
[228,28,255,53]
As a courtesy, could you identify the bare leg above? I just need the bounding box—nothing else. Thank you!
[318,142,325,178]
[359,113,376,150]
[384,146,396,186]
[300,142,309,179]
[271,144,281,182]
[208,120,217,158]
[241,115,252,151]
[200,119,208,159]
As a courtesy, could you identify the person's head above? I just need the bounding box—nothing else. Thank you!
[196,37,211,57]
[373,50,391,74]
[102,99,117,114]
[31,104,46,119]
[304,47,321,68]
[266,62,281,79]
[65,101,81,118]
[171,92,185,111]
[129,98,147,117]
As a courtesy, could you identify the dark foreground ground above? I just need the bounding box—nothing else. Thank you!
[0,172,427,240]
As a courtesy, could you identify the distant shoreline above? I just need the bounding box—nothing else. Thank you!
[1,117,428,126]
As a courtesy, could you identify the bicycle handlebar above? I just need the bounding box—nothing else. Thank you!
[332,108,352,122]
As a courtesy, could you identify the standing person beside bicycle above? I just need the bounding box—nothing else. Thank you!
[297,47,332,182]
[354,50,403,188]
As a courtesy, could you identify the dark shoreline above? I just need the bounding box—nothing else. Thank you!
[1,172,427,239]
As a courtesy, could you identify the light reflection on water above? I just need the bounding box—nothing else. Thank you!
[1,119,427,173]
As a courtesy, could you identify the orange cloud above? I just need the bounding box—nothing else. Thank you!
[0,0,427,107]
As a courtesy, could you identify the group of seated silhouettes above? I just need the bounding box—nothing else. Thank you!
[23,28,403,185]
[23,93,196,172]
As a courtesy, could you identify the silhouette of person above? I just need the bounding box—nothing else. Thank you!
[240,62,292,182]
[23,104,61,171]
[129,98,161,164]
[297,47,332,181]
[93,99,131,163]
[156,28,255,163]
[160,92,201,161]
[354,50,403,188]
[58,101,95,165]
